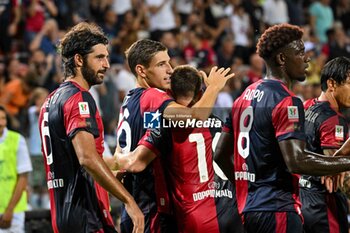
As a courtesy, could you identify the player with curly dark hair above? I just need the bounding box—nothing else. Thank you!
[39,22,144,233]
[215,24,350,233]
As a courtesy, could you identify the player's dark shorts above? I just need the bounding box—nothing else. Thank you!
[120,211,177,233]
[243,211,303,233]
[300,187,349,233]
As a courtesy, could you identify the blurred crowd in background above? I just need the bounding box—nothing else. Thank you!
[0,0,350,211]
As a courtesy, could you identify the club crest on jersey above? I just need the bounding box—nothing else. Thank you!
[287,106,299,122]
[78,102,90,117]
[335,125,344,140]
[144,110,161,129]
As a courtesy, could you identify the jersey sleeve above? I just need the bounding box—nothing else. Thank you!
[17,134,33,174]
[140,88,174,115]
[320,115,347,149]
[64,91,100,140]
[138,127,172,157]
[272,96,305,141]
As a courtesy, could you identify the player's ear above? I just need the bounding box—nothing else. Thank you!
[276,52,285,66]
[327,78,336,91]
[136,64,147,79]
[74,54,83,67]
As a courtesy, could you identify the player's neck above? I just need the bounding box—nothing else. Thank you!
[265,68,291,88]
[136,76,150,89]
[66,74,90,90]
[319,91,339,112]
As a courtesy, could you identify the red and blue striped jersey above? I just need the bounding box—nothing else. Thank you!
[39,81,116,233]
[224,79,305,215]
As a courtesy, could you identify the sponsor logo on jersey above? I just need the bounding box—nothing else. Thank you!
[287,106,299,122]
[235,163,256,182]
[78,102,90,117]
[193,188,233,201]
[144,110,161,128]
[335,125,344,140]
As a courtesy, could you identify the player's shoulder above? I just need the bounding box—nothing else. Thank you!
[140,88,173,109]
[54,81,84,101]
[307,100,335,115]
[303,98,316,110]
[143,88,170,97]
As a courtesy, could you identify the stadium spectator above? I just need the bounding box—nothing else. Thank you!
[0,105,32,233]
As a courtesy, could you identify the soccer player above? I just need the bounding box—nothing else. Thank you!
[300,57,350,233]
[113,65,244,233]
[106,39,235,233]
[214,23,350,233]
[38,22,144,233]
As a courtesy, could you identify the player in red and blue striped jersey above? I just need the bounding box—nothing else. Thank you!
[104,39,235,233]
[215,24,350,233]
[113,65,244,233]
[300,57,350,233]
[39,22,144,233]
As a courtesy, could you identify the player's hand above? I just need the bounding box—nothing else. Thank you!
[7,23,17,36]
[321,173,345,193]
[113,169,127,181]
[125,199,144,233]
[339,172,350,198]
[0,209,13,229]
[321,176,333,193]
[199,66,235,91]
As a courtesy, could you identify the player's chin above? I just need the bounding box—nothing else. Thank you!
[94,77,104,85]
[296,74,306,82]
[162,82,171,90]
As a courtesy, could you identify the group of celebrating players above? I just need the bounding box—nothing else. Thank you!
[38,21,350,233]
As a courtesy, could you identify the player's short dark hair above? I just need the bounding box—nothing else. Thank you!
[59,22,108,78]
[257,24,303,60]
[320,56,350,91]
[125,39,167,77]
[171,65,202,102]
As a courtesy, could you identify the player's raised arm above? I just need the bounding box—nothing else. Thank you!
[163,66,235,121]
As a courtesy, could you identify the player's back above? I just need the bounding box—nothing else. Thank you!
[39,81,115,233]
[231,79,305,215]
[142,122,243,233]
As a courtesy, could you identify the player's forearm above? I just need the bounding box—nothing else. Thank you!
[5,173,28,212]
[82,154,134,204]
[280,140,350,176]
[115,148,151,173]
[103,156,118,170]
[190,85,221,120]
[295,151,350,176]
